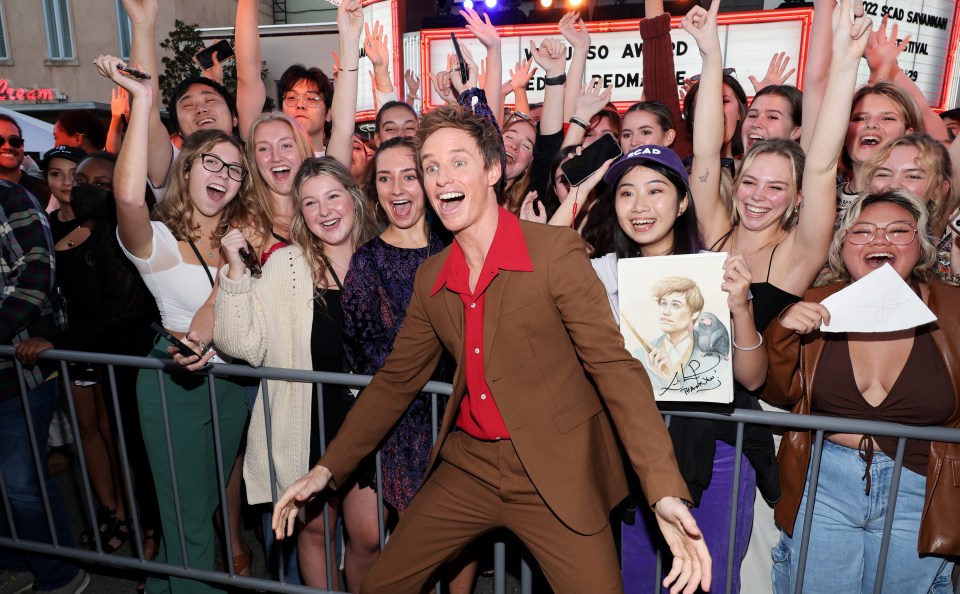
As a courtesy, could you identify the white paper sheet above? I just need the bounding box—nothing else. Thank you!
[819,264,936,333]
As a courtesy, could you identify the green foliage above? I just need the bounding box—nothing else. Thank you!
[158,19,274,112]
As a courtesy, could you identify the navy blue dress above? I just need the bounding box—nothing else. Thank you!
[342,233,449,511]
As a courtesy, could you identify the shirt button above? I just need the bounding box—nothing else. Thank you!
[480,394,486,400]
[474,347,480,354]
[470,302,476,308]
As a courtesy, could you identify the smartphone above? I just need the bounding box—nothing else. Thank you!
[195,39,235,70]
[239,240,263,278]
[450,33,469,86]
[561,132,623,187]
[117,64,151,80]
[151,322,201,359]
[950,213,960,237]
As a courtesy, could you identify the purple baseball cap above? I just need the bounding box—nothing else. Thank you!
[603,145,689,193]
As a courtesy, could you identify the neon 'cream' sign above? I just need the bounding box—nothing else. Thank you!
[0,79,55,101]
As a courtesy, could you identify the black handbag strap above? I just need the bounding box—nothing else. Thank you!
[187,238,216,288]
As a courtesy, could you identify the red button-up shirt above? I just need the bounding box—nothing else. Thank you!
[431,208,534,440]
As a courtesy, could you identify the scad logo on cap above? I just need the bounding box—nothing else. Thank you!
[629,147,662,157]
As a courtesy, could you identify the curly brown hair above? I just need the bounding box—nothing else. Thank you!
[154,129,256,247]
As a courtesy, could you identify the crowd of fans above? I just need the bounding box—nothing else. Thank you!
[1,0,959,592]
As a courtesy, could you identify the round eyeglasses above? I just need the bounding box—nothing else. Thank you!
[845,221,918,245]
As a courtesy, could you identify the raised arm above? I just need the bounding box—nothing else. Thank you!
[96,55,154,260]
[122,0,173,188]
[685,0,728,248]
[800,0,835,152]
[561,79,613,149]
[325,1,363,168]
[864,15,949,141]
[509,60,537,119]
[783,0,872,286]
[639,0,693,159]
[365,19,399,113]
[105,86,129,154]
[463,8,503,126]
[235,0,267,141]
[559,12,590,122]
[530,38,568,137]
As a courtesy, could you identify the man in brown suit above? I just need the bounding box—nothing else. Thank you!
[274,104,711,593]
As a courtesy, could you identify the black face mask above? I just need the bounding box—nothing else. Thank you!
[70,183,114,220]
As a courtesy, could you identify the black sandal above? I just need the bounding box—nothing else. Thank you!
[79,505,110,549]
[99,510,131,554]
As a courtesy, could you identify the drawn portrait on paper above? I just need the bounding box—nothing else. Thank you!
[619,253,733,403]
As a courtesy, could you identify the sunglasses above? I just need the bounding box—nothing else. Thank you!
[505,110,533,127]
[238,240,262,278]
[0,135,25,149]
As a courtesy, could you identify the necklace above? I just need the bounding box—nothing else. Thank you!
[67,239,75,248]
[731,227,786,258]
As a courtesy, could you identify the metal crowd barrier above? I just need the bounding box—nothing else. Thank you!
[1,346,959,594]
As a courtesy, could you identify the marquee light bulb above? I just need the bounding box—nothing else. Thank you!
[569,0,583,6]
[539,0,552,6]
[484,0,497,7]
[463,0,474,8]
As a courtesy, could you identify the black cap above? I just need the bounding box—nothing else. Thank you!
[41,145,87,171]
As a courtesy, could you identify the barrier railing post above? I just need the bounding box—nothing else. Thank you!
[260,378,287,584]
[494,539,506,594]
[58,360,102,553]
[105,364,146,562]
[375,450,385,552]
[873,437,906,594]
[206,373,235,576]
[316,382,334,591]
[725,421,745,594]
[156,369,190,569]
[520,550,533,594]
[794,430,825,594]
[13,358,59,547]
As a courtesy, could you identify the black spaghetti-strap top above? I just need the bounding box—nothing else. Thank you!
[709,232,802,333]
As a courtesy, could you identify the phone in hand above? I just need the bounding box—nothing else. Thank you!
[151,323,202,359]
[560,132,623,187]
[117,64,152,80]
[950,213,960,237]
[195,39,235,70]
[450,33,469,86]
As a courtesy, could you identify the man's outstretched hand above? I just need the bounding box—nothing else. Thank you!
[271,465,333,539]
[654,496,712,593]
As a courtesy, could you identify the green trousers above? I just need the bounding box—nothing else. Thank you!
[137,347,248,594]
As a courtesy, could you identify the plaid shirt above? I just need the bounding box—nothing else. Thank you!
[0,180,57,400]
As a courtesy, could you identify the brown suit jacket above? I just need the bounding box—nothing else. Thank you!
[322,221,690,535]
[764,281,960,555]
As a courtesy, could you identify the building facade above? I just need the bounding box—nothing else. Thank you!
[0,0,272,118]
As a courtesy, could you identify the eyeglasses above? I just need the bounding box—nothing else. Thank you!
[845,221,918,245]
[199,153,247,182]
[0,135,25,149]
[282,93,323,108]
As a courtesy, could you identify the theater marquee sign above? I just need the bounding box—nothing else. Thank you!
[420,4,960,112]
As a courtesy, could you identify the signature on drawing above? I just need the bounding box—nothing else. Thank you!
[860,292,908,323]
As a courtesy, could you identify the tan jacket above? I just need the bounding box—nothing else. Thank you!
[763,281,960,555]
[321,222,690,535]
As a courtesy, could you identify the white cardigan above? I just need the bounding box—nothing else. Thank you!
[214,246,316,505]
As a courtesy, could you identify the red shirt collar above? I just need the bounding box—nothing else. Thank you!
[432,207,534,296]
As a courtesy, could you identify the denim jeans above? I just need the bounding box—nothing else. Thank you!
[772,440,954,594]
[0,379,80,590]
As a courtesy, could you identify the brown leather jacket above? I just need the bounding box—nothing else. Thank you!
[763,281,960,555]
